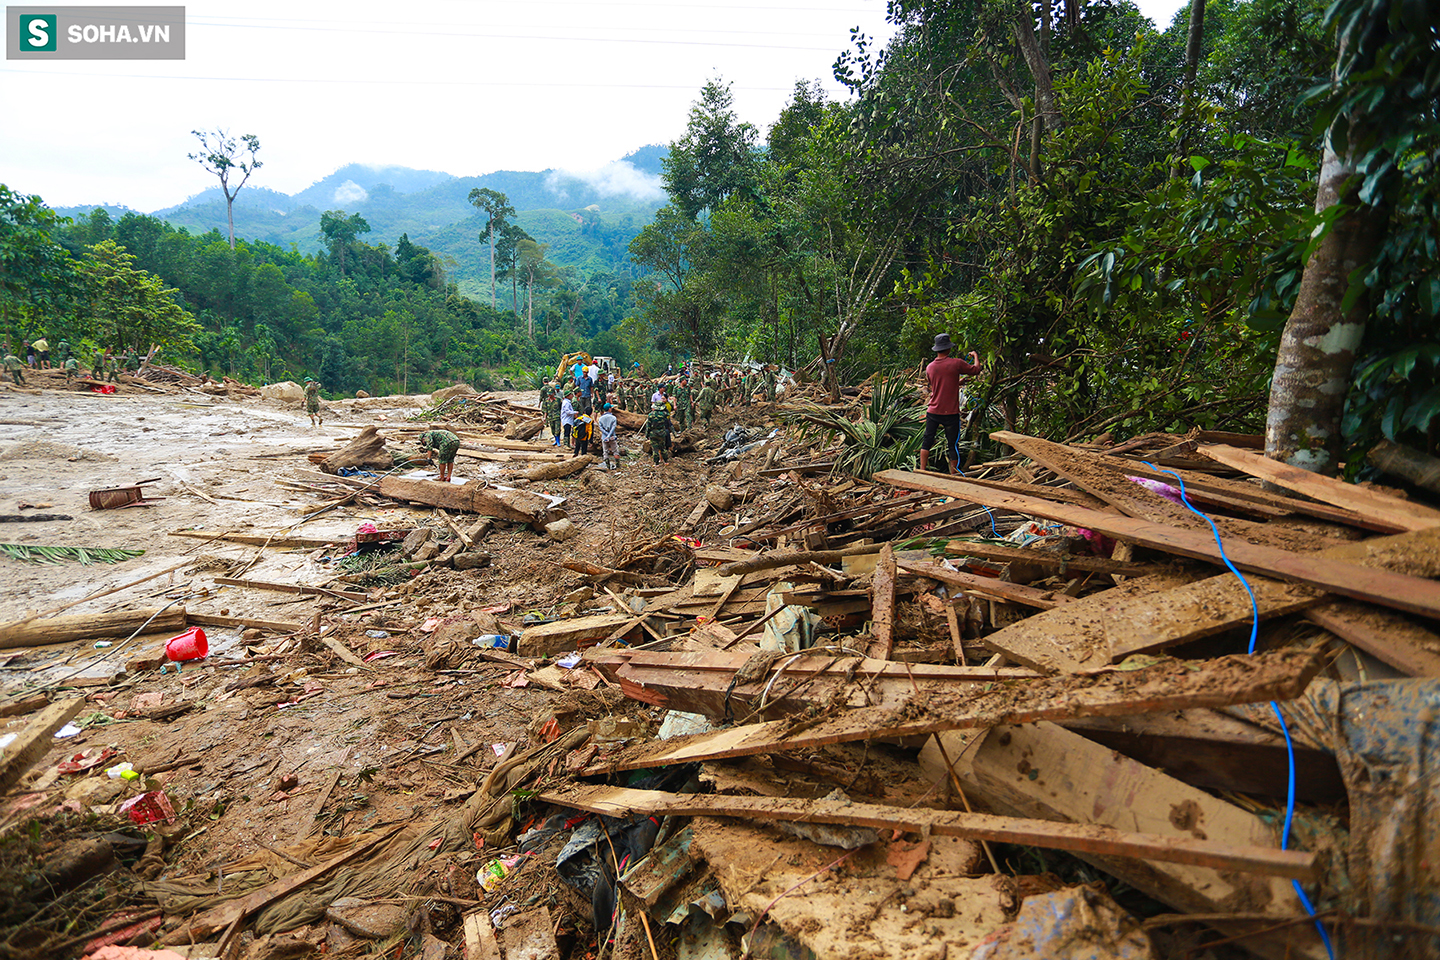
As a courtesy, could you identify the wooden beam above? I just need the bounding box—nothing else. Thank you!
[875,470,1440,622]
[582,649,1321,774]
[214,577,367,603]
[462,910,502,960]
[1306,601,1440,677]
[869,544,897,659]
[587,648,1042,717]
[1104,575,1322,661]
[0,698,84,793]
[187,613,304,634]
[1199,443,1440,531]
[541,785,1315,881]
[898,559,1074,610]
[944,539,1155,577]
[169,530,340,549]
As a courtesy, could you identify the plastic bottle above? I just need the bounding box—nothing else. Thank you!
[472,635,513,651]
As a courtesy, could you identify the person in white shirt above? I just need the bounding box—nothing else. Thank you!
[560,392,577,448]
[597,403,620,470]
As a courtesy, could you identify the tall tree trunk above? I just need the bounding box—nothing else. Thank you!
[1171,0,1208,179]
[489,221,497,311]
[1264,141,1389,474]
[224,193,236,250]
[1012,8,1062,134]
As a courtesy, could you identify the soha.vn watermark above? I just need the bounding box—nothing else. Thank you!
[7,6,185,59]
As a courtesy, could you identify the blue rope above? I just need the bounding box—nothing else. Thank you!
[1141,462,1335,959]
[951,460,1001,537]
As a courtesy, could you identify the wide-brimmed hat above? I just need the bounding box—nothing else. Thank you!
[931,333,954,352]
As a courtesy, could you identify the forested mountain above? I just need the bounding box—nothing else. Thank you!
[53,146,668,299]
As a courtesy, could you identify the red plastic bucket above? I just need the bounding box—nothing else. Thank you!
[164,626,208,661]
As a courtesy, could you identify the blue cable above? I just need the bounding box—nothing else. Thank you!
[1141,462,1336,959]
[950,458,1001,538]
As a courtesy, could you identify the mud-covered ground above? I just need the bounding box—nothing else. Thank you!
[0,376,787,958]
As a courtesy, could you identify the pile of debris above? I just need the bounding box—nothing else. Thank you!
[4,417,1438,960]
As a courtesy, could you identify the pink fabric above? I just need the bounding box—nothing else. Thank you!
[925,355,980,414]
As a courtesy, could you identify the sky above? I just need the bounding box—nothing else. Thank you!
[1,0,1190,212]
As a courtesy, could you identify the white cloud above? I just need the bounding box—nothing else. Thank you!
[332,179,368,204]
[545,161,666,203]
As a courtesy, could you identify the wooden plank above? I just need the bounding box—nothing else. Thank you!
[681,498,711,532]
[169,529,340,549]
[519,612,640,657]
[583,649,1321,774]
[930,722,1325,960]
[541,785,1315,881]
[214,577,367,602]
[944,539,1155,577]
[974,573,1198,672]
[316,630,368,668]
[898,559,1073,610]
[1306,601,1440,677]
[992,432,1319,542]
[0,698,84,793]
[187,613,305,633]
[1199,443,1440,530]
[590,648,1041,717]
[1059,711,1345,803]
[869,544,897,659]
[875,469,1440,622]
[1104,576,1322,661]
[462,910,502,960]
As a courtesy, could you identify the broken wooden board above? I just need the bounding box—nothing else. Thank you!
[376,476,559,526]
[519,612,642,657]
[214,577,367,603]
[868,544,897,659]
[187,613,305,634]
[585,648,1042,718]
[462,910,502,960]
[1306,601,1440,677]
[898,559,1075,610]
[991,432,1339,551]
[973,572,1199,672]
[582,649,1321,775]
[876,469,1440,621]
[1059,709,1345,802]
[542,785,1315,880]
[1199,443,1440,531]
[0,698,84,793]
[691,565,743,598]
[944,539,1156,577]
[928,721,1326,960]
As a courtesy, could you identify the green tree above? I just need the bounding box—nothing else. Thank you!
[467,188,515,310]
[662,78,760,220]
[0,185,79,334]
[78,240,201,355]
[319,211,371,278]
[188,129,262,250]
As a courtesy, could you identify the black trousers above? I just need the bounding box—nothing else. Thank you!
[922,412,961,461]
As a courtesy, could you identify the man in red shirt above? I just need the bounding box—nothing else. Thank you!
[921,333,983,474]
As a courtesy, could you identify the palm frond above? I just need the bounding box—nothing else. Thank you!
[784,375,925,480]
[0,543,145,565]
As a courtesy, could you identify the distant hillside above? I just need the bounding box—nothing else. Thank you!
[54,145,670,296]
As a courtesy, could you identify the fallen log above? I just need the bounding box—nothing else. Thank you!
[375,476,561,527]
[1366,439,1440,497]
[519,455,595,482]
[321,425,392,474]
[0,607,187,650]
[542,785,1315,880]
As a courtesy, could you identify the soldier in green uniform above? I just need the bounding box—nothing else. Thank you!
[644,401,673,464]
[105,353,120,382]
[739,370,751,406]
[304,377,323,426]
[93,348,105,377]
[63,356,78,383]
[594,372,609,409]
[125,348,139,372]
[763,364,778,404]
[3,353,25,385]
[418,428,462,482]
[540,378,562,445]
[696,379,717,426]
[674,377,692,431]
